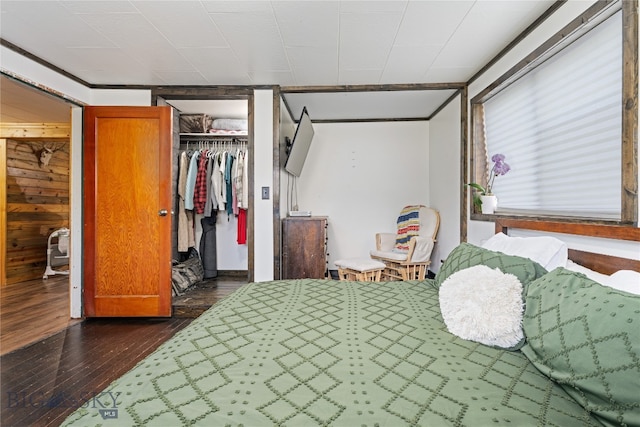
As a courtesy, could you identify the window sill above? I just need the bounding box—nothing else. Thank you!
[469,211,632,227]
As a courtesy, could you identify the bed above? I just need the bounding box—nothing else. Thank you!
[62,220,640,427]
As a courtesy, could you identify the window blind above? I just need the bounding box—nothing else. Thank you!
[483,10,622,218]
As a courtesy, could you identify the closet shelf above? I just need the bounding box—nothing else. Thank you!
[180,132,247,137]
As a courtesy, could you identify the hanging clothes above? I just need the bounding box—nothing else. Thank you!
[177,151,190,252]
[237,208,247,244]
[199,215,218,279]
[178,138,249,253]
[236,145,248,245]
[212,152,224,211]
[232,148,241,215]
[225,152,235,217]
[235,149,244,210]
[204,151,215,217]
[184,151,200,211]
[241,150,249,210]
[219,152,227,211]
[194,151,209,215]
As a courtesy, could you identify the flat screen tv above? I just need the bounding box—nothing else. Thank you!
[284,107,314,177]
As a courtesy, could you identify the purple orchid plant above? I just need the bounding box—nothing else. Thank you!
[467,153,511,210]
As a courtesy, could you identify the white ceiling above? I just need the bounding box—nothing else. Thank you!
[0,0,556,122]
[284,89,458,121]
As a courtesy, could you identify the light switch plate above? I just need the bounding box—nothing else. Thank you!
[261,186,269,200]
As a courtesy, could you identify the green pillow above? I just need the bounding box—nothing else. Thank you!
[521,268,640,427]
[435,242,547,288]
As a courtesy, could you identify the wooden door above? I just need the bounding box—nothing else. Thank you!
[83,106,172,317]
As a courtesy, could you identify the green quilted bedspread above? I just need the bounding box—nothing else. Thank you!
[62,279,599,426]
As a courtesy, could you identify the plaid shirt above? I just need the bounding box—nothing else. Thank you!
[194,152,209,214]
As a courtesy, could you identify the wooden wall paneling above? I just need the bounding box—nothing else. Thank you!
[1,139,6,286]
[622,0,638,223]
[0,123,71,139]
[3,137,70,285]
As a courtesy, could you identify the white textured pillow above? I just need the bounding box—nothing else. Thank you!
[439,265,524,349]
[482,232,568,271]
[605,270,640,295]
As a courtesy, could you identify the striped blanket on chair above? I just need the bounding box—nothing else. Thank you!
[394,205,422,252]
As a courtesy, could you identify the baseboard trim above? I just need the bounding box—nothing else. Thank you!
[216,270,249,278]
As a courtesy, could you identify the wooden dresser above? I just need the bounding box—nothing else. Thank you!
[282,216,328,279]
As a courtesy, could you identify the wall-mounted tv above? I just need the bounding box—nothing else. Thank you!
[284,107,314,177]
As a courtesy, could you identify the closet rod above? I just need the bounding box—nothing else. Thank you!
[179,137,247,144]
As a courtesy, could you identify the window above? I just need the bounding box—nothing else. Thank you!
[471,1,637,223]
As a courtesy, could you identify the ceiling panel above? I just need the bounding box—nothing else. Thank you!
[273,1,339,48]
[393,1,474,46]
[132,1,228,49]
[339,12,403,70]
[61,1,139,14]
[380,45,441,84]
[431,1,554,69]
[283,90,458,122]
[77,12,172,49]
[208,10,290,71]
[178,47,252,85]
[339,1,407,14]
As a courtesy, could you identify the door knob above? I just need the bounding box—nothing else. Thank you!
[158,209,168,216]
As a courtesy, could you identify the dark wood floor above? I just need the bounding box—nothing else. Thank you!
[0,317,193,427]
[1,274,247,426]
[172,274,248,318]
[1,276,82,356]
[1,274,247,355]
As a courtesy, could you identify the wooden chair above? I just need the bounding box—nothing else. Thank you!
[370,206,440,281]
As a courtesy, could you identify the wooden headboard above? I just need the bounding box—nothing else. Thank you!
[494,219,640,275]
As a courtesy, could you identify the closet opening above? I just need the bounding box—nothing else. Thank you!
[160,97,253,317]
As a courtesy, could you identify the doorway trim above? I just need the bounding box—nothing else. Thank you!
[151,87,256,282]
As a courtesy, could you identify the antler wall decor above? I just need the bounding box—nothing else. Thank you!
[27,142,64,167]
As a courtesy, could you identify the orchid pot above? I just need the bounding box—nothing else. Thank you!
[480,195,498,214]
[467,154,511,215]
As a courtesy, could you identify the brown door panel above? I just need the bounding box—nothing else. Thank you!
[84,106,172,317]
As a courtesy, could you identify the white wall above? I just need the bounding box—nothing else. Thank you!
[253,90,275,282]
[428,95,461,273]
[287,121,429,269]
[69,107,83,318]
[90,89,151,106]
